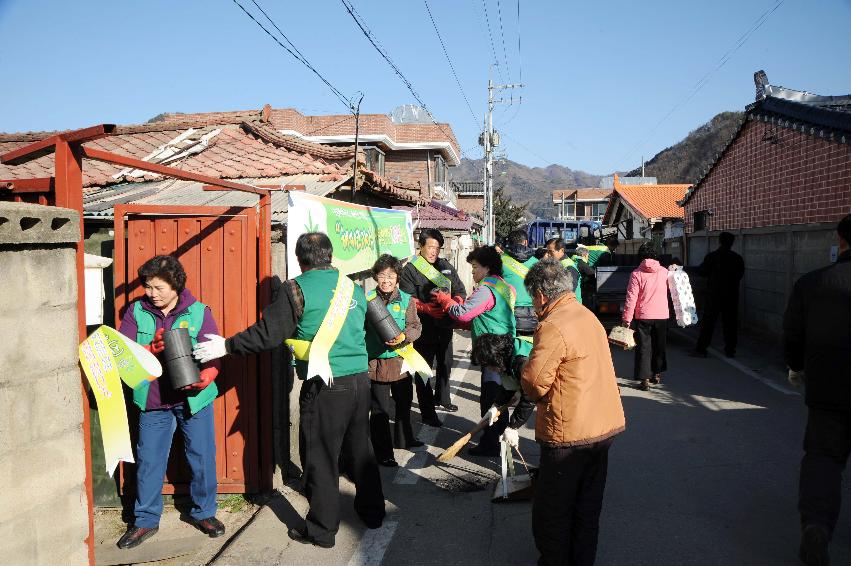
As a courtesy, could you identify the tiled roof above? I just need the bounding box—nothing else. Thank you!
[680,82,851,206]
[552,188,612,202]
[156,106,462,162]
[240,120,355,161]
[0,121,346,188]
[609,180,690,221]
[396,200,476,231]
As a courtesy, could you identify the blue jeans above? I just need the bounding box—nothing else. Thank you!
[134,403,217,528]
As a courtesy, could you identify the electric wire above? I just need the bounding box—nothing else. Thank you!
[230,0,353,112]
[423,0,481,129]
[339,0,471,160]
[495,0,511,82]
[619,0,786,167]
[480,0,506,82]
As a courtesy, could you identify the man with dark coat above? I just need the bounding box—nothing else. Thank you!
[399,228,467,425]
[498,228,539,335]
[693,231,745,357]
[784,214,851,566]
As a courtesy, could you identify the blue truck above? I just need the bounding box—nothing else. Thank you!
[525,218,602,249]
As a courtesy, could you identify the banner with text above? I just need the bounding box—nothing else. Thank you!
[79,326,162,476]
[287,192,414,277]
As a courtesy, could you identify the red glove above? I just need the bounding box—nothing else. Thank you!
[144,328,165,354]
[187,366,218,391]
[452,295,464,305]
[415,298,445,319]
[432,290,458,311]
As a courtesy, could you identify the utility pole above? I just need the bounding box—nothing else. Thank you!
[480,76,523,245]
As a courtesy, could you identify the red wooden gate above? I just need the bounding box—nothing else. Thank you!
[114,204,270,494]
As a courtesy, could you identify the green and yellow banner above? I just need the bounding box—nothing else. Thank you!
[287,192,415,277]
[79,326,162,476]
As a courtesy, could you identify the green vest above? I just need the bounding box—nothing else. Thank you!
[501,336,534,391]
[500,253,534,308]
[365,289,411,359]
[560,257,583,303]
[472,276,516,342]
[294,269,368,380]
[586,245,610,267]
[132,300,217,415]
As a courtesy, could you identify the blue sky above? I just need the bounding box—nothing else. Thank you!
[1,0,849,175]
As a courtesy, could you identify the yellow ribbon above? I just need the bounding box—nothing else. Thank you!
[286,271,355,386]
[397,343,434,385]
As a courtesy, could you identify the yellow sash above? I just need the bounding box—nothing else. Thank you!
[397,343,435,385]
[285,271,355,386]
[502,254,529,279]
[411,255,452,293]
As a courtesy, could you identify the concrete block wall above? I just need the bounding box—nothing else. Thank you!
[0,202,89,565]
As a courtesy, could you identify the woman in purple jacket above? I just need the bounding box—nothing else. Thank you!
[622,244,671,391]
[116,255,224,550]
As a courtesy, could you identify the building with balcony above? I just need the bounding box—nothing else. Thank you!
[552,188,612,221]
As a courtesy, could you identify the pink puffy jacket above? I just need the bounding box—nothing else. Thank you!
[622,259,670,325]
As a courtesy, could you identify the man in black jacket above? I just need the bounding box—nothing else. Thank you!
[784,214,851,566]
[399,229,467,425]
[693,231,745,357]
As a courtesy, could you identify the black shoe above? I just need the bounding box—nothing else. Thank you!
[638,379,650,391]
[468,443,500,457]
[193,516,225,538]
[378,457,399,467]
[799,524,830,566]
[117,525,158,549]
[437,403,459,413]
[288,527,335,549]
[649,373,662,385]
[358,513,385,529]
[689,350,708,358]
[405,439,425,449]
[724,350,736,358]
[421,416,443,427]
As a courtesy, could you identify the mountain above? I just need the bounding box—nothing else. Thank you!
[453,158,603,217]
[626,111,745,183]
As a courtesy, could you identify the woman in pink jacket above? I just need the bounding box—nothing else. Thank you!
[623,244,671,391]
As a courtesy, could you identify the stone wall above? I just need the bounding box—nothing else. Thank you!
[0,202,89,564]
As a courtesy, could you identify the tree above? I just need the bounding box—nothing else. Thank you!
[493,185,528,241]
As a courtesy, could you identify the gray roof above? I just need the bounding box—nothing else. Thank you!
[599,176,657,189]
[83,174,347,225]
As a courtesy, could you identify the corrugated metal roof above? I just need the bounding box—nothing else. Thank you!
[83,174,347,224]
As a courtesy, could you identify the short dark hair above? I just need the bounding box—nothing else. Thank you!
[839,214,851,245]
[418,228,444,248]
[467,245,503,276]
[507,229,528,246]
[296,232,333,268]
[719,232,735,248]
[545,237,567,252]
[637,242,658,261]
[371,254,402,278]
[525,258,574,300]
[605,236,619,249]
[138,255,187,293]
[471,333,514,372]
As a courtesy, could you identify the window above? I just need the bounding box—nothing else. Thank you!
[434,154,446,184]
[591,202,608,219]
[363,147,385,176]
[693,210,708,231]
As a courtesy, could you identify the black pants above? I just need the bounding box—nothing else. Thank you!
[413,327,454,417]
[478,380,513,451]
[633,319,668,380]
[696,294,738,355]
[298,373,385,545]
[533,439,613,566]
[799,408,851,536]
[369,376,415,461]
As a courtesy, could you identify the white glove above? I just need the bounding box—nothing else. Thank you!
[788,369,805,388]
[484,405,499,426]
[500,427,519,449]
[193,334,227,363]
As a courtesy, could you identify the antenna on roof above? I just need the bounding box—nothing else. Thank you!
[754,70,769,101]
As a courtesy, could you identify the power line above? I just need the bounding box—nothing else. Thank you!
[516,0,522,84]
[620,0,786,167]
[339,0,471,160]
[423,0,480,129]
[230,0,353,112]
[495,0,511,82]
[479,0,505,82]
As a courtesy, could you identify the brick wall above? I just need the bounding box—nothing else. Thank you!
[457,195,484,216]
[684,119,851,233]
[385,150,431,196]
[0,202,89,565]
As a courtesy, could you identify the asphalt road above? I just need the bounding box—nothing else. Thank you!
[212,331,851,566]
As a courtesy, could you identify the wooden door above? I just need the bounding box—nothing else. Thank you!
[114,205,266,493]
